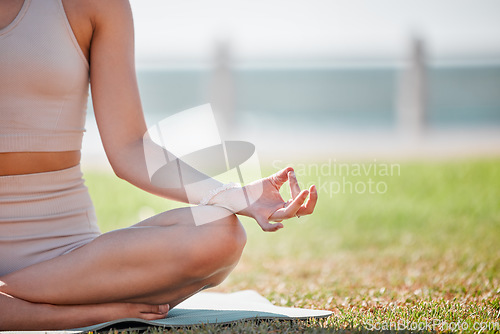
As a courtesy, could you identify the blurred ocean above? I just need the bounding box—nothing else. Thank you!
[83,63,500,163]
[129,64,500,130]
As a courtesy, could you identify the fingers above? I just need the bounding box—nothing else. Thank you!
[269,167,294,190]
[257,167,317,231]
[272,184,318,220]
[288,170,301,199]
[256,215,284,232]
[270,189,309,221]
[296,184,318,216]
[283,189,309,216]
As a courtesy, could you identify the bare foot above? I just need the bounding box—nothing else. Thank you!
[0,291,169,330]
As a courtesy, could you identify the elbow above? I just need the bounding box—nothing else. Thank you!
[105,138,151,184]
[108,152,149,185]
[112,166,126,181]
[107,153,130,181]
[110,161,127,181]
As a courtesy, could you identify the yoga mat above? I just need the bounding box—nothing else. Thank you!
[62,290,331,332]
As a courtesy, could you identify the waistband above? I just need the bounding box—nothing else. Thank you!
[0,164,84,195]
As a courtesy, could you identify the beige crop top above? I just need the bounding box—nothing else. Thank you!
[0,0,89,152]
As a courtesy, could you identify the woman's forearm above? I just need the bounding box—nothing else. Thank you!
[109,138,225,205]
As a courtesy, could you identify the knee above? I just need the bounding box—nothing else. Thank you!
[220,212,247,258]
[202,209,246,266]
[184,208,246,279]
[218,209,246,241]
[197,205,247,255]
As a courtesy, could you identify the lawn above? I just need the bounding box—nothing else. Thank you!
[84,158,500,333]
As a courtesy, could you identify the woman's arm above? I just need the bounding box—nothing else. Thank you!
[88,0,317,230]
[89,0,222,203]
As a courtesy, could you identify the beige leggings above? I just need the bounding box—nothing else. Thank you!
[0,165,101,276]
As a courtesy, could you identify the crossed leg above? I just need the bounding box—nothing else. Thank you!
[0,205,247,330]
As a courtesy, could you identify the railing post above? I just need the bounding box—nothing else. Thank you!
[209,40,236,137]
[397,35,428,139]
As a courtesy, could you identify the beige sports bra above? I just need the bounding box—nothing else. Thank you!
[0,0,89,152]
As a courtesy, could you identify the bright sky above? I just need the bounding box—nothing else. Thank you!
[130,0,500,66]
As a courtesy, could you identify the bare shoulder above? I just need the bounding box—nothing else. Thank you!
[63,0,133,26]
[62,0,134,62]
[87,0,133,26]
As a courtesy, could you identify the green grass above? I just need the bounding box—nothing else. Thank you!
[84,158,500,333]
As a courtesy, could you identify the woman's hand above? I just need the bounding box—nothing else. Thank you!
[211,167,317,231]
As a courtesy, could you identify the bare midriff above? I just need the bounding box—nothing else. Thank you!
[0,151,81,176]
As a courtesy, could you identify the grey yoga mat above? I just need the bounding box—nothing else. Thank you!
[64,290,331,332]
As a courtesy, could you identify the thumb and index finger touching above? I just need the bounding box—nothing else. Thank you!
[268,166,294,190]
[259,167,318,231]
[270,167,308,200]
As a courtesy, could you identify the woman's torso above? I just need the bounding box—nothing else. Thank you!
[0,0,93,176]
